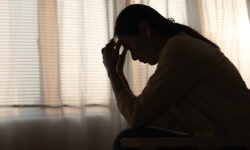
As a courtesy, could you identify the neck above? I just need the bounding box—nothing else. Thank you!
[151,30,173,62]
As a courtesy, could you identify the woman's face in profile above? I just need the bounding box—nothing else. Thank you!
[118,35,158,65]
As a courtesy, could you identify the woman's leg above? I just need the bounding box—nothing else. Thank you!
[113,127,194,150]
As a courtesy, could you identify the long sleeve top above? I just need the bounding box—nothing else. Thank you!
[116,32,250,137]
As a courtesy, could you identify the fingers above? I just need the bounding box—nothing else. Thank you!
[110,38,122,53]
[102,38,124,56]
[102,38,121,53]
[109,38,116,48]
[121,48,128,56]
[118,48,127,65]
[115,42,122,54]
[102,39,115,55]
[101,48,106,54]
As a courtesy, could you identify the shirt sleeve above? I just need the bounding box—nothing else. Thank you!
[117,37,207,127]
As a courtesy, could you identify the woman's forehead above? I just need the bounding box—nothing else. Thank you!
[117,36,130,49]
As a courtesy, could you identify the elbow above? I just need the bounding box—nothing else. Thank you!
[130,119,147,128]
[127,108,149,128]
[117,96,151,127]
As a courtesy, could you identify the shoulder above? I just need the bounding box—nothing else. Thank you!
[164,32,196,55]
[168,32,188,45]
[158,32,221,68]
[166,32,198,51]
[158,32,193,60]
[162,32,220,58]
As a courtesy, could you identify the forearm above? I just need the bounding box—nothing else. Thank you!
[117,70,134,96]
[108,70,136,125]
[108,70,134,100]
[102,39,136,125]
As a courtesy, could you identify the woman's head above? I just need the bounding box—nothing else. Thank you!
[114,4,219,65]
[114,4,177,36]
[115,4,176,65]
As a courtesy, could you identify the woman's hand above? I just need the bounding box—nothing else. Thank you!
[116,48,128,75]
[102,39,127,75]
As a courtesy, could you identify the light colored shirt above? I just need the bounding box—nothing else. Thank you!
[117,32,250,137]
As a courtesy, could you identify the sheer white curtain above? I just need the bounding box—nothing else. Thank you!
[0,0,249,150]
[0,0,127,149]
[199,0,250,87]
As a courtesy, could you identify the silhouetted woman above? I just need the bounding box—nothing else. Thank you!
[101,4,250,150]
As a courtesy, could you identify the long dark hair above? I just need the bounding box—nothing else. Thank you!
[114,4,219,49]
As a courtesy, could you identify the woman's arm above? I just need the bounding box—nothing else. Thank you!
[102,39,136,125]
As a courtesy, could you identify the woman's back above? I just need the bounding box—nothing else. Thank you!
[149,32,250,137]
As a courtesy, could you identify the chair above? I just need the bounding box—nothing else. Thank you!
[121,136,250,150]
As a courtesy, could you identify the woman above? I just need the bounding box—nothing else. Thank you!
[101,4,250,150]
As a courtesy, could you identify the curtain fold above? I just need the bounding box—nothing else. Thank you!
[38,0,62,106]
[246,0,250,20]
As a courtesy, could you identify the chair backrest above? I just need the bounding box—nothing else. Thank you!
[121,137,250,150]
